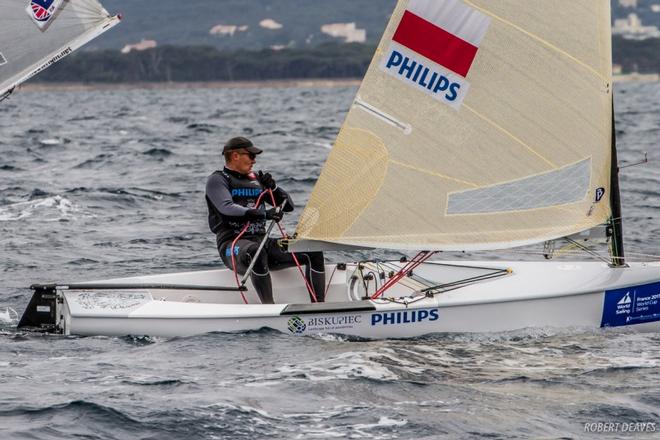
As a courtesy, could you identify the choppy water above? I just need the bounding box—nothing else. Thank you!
[0,83,659,439]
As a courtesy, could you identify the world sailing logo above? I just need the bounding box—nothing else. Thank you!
[27,0,63,30]
[380,0,491,110]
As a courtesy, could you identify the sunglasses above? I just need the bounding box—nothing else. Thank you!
[237,151,257,160]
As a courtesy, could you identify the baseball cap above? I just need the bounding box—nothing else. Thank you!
[222,136,263,154]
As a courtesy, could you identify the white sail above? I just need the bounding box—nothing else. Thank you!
[0,0,120,97]
[293,0,614,251]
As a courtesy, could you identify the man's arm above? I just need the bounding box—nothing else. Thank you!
[206,173,249,217]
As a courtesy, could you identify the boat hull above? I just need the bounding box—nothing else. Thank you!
[21,261,660,338]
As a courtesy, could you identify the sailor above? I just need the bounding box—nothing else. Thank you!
[205,136,326,304]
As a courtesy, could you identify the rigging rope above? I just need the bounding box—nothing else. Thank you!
[229,188,319,304]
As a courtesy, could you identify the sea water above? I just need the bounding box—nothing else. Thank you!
[0,82,659,439]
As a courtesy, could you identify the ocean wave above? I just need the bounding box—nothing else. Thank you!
[73,153,115,169]
[0,164,22,171]
[143,147,173,157]
[96,187,180,200]
[0,400,147,440]
[120,377,191,387]
[186,122,220,133]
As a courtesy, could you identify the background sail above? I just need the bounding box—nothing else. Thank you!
[294,0,614,251]
[0,0,119,97]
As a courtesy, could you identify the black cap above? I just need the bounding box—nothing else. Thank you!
[222,136,263,154]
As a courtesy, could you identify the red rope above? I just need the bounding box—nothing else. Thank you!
[266,190,319,302]
[370,251,435,300]
[230,189,271,304]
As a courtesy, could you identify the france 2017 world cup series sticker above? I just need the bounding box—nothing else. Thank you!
[26,0,64,30]
[601,282,660,327]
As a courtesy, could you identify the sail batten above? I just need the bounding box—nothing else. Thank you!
[293,0,614,252]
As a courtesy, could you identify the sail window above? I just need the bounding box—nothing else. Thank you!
[0,53,6,66]
[447,159,591,214]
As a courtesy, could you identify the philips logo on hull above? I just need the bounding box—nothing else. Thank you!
[371,308,439,326]
[380,45,467,109]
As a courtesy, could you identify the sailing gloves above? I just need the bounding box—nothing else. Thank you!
[244,172,281,222]
[245,207,283,222]
[258,171,277,190]
[265,208,283,222]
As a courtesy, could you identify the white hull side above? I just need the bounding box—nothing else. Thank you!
[48,261,660,338]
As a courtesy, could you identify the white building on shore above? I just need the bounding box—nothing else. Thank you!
[613,13,660,39]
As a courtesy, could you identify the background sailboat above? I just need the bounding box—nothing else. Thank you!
[0,0,120,100]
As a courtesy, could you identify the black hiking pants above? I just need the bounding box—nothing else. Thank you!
[218,236,326,304]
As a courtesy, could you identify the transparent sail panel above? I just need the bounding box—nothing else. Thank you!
[293,0,613,252]
[447,159,592,214]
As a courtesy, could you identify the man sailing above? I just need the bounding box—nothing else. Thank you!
[205,136,326,304]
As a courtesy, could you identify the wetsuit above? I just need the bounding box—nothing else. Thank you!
[206,167,325,304]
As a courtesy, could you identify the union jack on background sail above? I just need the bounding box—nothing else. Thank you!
[27,0,63,29]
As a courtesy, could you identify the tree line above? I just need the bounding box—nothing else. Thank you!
[33,38,660,84]
[35,43,374,83]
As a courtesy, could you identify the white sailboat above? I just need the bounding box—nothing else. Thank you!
[17,0,660,338]
[0,0,120,100]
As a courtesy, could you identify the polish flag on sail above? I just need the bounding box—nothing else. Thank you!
[392,0,491,78]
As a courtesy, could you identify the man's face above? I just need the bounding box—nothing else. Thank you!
[231,149,256,174]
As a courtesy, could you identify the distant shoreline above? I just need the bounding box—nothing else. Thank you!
[19,78,363,92]
[19,74,659,93]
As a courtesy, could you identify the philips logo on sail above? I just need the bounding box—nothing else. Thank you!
[380,44,470,110]
[371,308,439,326]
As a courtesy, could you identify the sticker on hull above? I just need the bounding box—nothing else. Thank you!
[601,282,660,327]
[287,314,363,335]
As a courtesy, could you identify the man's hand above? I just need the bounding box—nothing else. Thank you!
[265,208,283,222]
[258,171,277,190]
[245,207,283,222]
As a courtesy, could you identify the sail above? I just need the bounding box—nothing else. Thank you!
[292,0,614,252]
[0,0,120,97]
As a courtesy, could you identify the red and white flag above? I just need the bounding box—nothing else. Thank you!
[380,0,491,110]
[395,0,490,77]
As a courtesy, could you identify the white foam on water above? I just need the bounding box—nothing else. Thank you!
[234,351,400,387]
[0,195,90,221]
[0,308,18,324]
[278,351,399,383]
[39,138,62,146]
[354,416,408,430]
[311,141,333,150]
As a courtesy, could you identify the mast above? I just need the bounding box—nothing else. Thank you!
[609,99,625,266]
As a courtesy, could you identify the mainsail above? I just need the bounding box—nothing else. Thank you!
[293,0,615,251]
[0,0,120,98]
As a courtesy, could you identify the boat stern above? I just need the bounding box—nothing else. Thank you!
[17,285,63,334]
